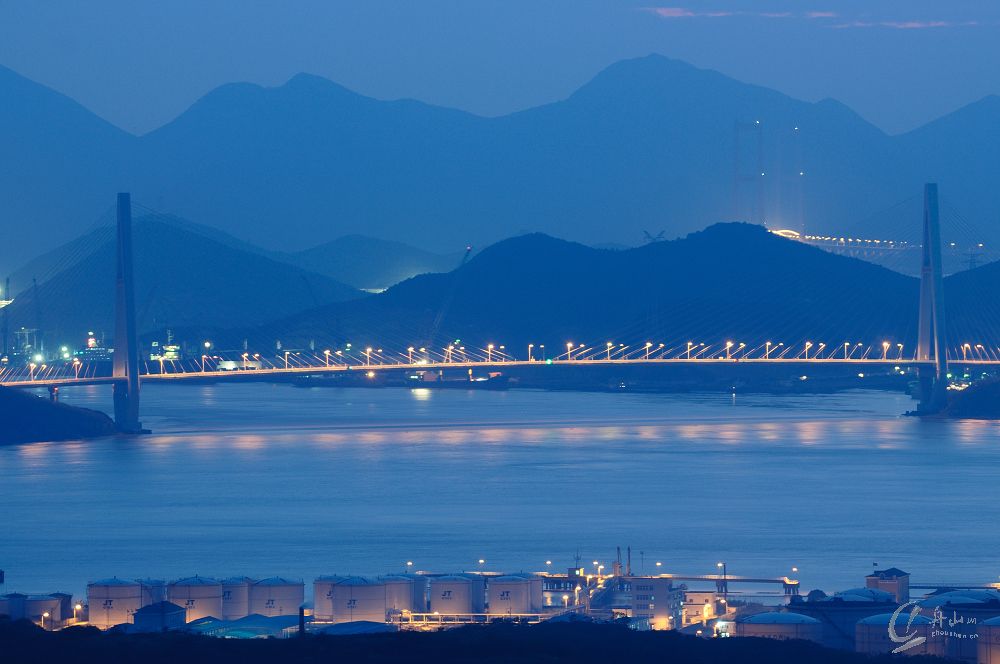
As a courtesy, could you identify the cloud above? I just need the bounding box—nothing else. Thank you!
[645,7,730,18]
[642,8,982,29]
[643,7,797,20]
[832,20,979,30]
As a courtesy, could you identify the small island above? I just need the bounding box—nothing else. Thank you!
[0,386,117,445]
[944,379,1000,419]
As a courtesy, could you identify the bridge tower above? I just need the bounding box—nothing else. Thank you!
[112,192,143,432]
[915,183,948,412]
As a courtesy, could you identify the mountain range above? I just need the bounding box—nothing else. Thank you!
[231,223,939,354]
[228,222,1000,357]
[2,219,362,344]
[3,55,999,273]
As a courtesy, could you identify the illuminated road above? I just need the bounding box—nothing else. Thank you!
[3,356,998,391]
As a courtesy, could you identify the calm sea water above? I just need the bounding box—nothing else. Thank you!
[2,384,999,598]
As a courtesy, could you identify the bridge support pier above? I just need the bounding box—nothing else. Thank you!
[112,192,144,433]
[915,183,949,414]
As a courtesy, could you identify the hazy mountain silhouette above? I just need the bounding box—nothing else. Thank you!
[2,56,998,273]
[4,219,362,344]
[236,223,940,353]
[290,235,465,291]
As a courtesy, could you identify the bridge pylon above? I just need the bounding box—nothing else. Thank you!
[915,183,948,413]
[112,192,143,433]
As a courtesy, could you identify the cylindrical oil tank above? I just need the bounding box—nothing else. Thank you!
[249,577,304,617]
[25,595,63,623]
[529,576,543,612]
[87,578,142,628]
[167,576,223,622]
[313,576,345,621]
[855,612,937,656]
[488,576,532,616]
[137,579,165,607]
[329,577,388,624]
[979,616,1000,664]
[736,612,823,642]
[380,576,415,614]
[222,577,254,620]
[430,576,475,614]
[401,574,429,612]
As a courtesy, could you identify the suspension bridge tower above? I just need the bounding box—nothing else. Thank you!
[112,192,143,433]
[915,183,949,413]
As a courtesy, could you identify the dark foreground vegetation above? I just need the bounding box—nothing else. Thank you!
[0,620,954,664]
[0,387,116,445]
[946,379,1000,419]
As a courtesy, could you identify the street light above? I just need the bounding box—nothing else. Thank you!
[325,349,332,367]
[74,603,82,621]
[882,341,890,360]
[717,561,728,602]
[365,347,372,366]
[725,341,734,360]
[804,341,813,360]
[528,344,534,362]
[765,341,772,360]
[687,341,694,359]
[566,342,574,361]
[606,342,613,360]
[487,343,494,362]
[41,611,50,629]
[644,342,652,360]
[73,358,82,378]
[407,347,414,363]
[897,343,904,360]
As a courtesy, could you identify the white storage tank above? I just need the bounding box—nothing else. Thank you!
[222,577,254,620]
[87,578,143,628]
[430,576,478,614]
[329,577,389,624]
[529,575,544,612]
[167,576,223,622]
[400,574,429,612]
[137,579,166,607]
[313,576,345,621]
[249,577,304,617]
[855,612,938,656]
[380,576,415,614]
[979,615,1000,664]
[488,576,533,616]
[735,612,824,642]
[25,595,63,623]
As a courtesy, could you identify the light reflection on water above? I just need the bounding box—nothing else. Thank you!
[2,384,999,597]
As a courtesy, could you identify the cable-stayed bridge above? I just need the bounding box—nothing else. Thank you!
[0,186,995,430]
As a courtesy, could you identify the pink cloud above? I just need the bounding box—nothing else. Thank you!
[832,19,979,30]
[646,7,697,18]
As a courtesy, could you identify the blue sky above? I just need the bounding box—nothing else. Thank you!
[0,1,996,134]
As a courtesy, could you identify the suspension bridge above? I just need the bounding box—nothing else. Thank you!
[0,185,993,431]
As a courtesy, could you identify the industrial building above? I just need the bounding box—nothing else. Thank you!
[628,577,684,631]
[86,578,144,629]
[735,611,824,641]
[786,586,900,650]
[248,577,305,617]
[132,601,187,633]
[17,559,1000,664]
[166,576,223,622]
[855,612,940,657]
